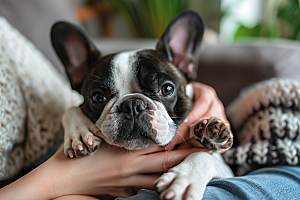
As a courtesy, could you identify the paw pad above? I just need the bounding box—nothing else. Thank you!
[193,117,233,152]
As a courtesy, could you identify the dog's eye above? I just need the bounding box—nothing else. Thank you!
[160,83,174,97]
[91,93,107,103]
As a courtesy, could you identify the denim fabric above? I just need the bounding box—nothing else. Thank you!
[118,166,300,200]
[204,166,300,200]
[115,189,160,200]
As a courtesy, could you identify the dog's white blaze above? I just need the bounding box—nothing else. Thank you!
[112,50,141,96]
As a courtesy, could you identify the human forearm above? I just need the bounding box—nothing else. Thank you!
[0,148,92,199]
[0,144,203,199]
[0,161,60,199]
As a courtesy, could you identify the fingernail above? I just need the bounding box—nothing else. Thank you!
[183,118,189,124]
[188,63,194,73]
[165,190,176,199]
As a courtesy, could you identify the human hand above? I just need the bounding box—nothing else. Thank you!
[52,143,212,198]
[0,142,206,199]
[167,82,227,149]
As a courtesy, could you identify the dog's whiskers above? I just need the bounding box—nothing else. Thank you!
[85,72,102,80]
[121,147,127,153]
[88,78,102,84]
[128,149,133,155]
[108,144,114,153]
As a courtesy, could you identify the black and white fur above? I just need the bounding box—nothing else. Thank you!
[51,10,234,200]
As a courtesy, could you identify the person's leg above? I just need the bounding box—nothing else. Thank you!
[203,166,300,200]
[115,189,159,200]
[118,166,300,200]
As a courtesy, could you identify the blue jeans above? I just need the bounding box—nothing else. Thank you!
[117,166,300,200]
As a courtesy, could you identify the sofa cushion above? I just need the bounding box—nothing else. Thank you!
[0,0,78,76]
[196,40,300,106]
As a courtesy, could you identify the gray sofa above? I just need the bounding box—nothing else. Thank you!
[197,40,300,106]
[90,38,300,107]
[2,0,300,109]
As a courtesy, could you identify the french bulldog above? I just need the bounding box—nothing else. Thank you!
[51,10,233,200]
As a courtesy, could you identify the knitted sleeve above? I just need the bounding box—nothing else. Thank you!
[0,17,82,181]
[223,78,300,175]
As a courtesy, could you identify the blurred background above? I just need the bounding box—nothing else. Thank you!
[72,0,300,42]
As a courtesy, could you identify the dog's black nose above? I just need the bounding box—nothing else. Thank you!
[118,99,147,117]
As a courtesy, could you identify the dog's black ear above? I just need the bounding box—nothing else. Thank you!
[156,10,205,81]
[51,22,101,93]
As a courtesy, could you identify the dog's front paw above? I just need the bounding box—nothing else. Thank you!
[62,107,102,158]
[154,151,234,200]
[64,123,102,158]
[154,164,206,200]
[193,116,233,152]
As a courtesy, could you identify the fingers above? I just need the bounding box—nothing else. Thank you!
[130,144,166,155]
[135,148,203,174]
[53,195,98,200]
[186,82,214,124]
[103,175,160,196]
[105,187,137,198]
[191,86,212,120]
[175,122,192,145]
[175,82,222,145]
[186,82,227,125]
[122,174,160,189]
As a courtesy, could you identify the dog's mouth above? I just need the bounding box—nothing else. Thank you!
[102,125,176,150]
[100,117,175,150]
[122,130,160,144]
[97,94,178,150]
[108,137,156,150]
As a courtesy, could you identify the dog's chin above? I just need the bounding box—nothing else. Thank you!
[99,117,177,150]
[103,134,175,150]
[113,139,152,150]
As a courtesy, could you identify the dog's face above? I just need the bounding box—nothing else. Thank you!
[52,10,205,150]
[79,49,192,150]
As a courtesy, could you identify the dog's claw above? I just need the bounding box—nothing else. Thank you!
[64,130,102,158]
[68,149,74,158]
[63,107,103,158]
[92,145,99,152]
[165,190,176,199]
[87,138,93,145]
[186,196,194,200]
[155,180,164,188]
[77,144,83,151]
[76,149,89,157]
